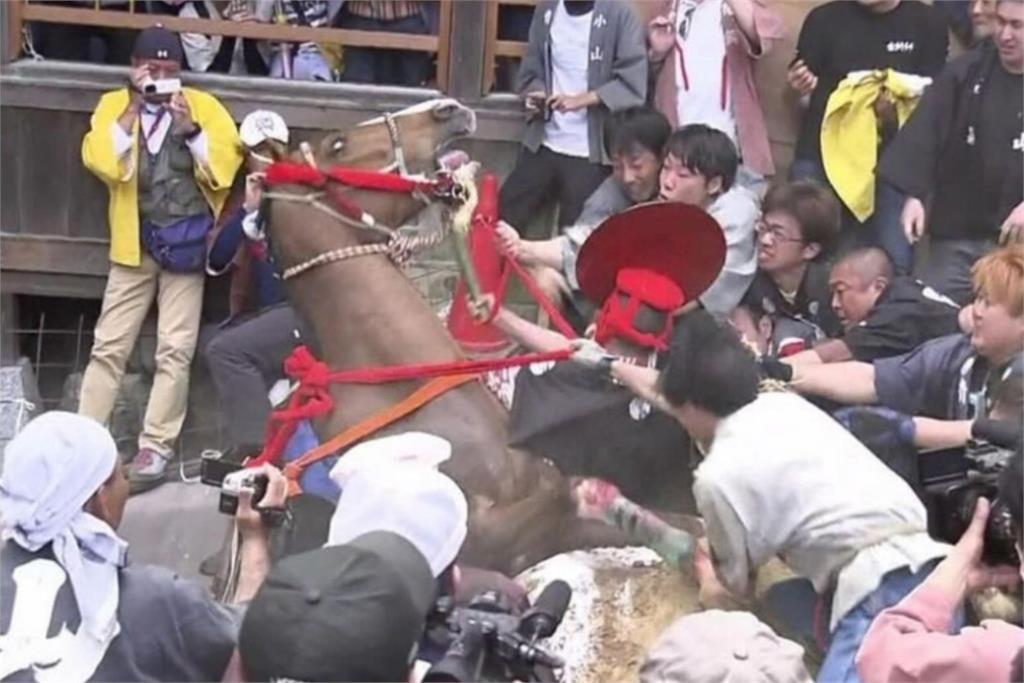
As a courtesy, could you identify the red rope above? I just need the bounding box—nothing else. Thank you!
[264,161,448,195]
[248,344,572,468]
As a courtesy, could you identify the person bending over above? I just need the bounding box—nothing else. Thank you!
[785,246,964,366]
[573,311,949,683]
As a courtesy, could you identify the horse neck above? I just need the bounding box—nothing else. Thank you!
[289,250,461,373]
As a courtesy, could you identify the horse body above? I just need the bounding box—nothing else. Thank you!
[266,99,626,573]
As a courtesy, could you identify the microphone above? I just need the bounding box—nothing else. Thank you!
[519,580,572,642]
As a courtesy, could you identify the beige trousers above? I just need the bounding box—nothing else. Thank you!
[79,254,204,455]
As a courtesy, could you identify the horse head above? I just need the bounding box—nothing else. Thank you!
[266,98,477,278]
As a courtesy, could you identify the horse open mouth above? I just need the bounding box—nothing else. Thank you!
[438,149,471,172]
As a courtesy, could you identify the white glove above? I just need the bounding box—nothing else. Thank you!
[570,339,616,373]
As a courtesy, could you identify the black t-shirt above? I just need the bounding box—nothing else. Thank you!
[794,0,949,163]
[742,262,844,340]
[508,360,695,513]
[844,276,961,362]
[0,543,238,682]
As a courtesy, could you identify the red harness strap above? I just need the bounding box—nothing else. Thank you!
[247,344,573,469]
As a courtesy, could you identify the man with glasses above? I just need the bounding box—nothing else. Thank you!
[739,180,843,354]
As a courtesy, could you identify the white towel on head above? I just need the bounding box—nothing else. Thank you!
[327,432,468,576]
[0,412,128,645]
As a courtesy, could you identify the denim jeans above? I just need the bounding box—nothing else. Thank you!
[790,158,913,274]
[817,559,956,683]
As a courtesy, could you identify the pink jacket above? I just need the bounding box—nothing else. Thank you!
[647,0,783,177]
[856,583,1024,682]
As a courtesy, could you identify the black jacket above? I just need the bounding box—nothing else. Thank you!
[879,42,1023,241]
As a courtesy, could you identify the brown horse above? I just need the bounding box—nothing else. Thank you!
[263,99,629,574]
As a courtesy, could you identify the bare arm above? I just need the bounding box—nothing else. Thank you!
[790,361,879,404]
[787,339,853,366]
[492,308,572,354]
[519,237,567,270]
[913,418,973,451]
[230,465,287,603]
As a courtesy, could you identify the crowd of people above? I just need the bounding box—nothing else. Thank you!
[28,1,438,86]
[2,0,1024,681]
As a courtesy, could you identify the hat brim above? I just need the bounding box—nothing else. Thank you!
[576,202,727,307]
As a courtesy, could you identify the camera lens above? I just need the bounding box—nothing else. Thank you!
[143,83,157,95]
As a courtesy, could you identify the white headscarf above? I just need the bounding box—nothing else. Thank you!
[0,412,128,644]
[327,432,469,577]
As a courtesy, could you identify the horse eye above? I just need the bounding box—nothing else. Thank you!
[331,136,345,152]
[435,103,456,120]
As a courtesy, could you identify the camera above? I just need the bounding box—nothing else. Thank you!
[526,94,552,123]
[923,442,1019,566]
[141,76,181,96]
[424,580,572,682]
[219,469,269,515]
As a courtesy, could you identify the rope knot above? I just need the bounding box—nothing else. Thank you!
[286,345,330,389]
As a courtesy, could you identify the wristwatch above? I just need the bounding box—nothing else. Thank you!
[183,124,202,141]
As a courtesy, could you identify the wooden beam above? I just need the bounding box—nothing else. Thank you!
[0,234,110,278]
[445,0,488,101]
[5,0,24,63]
[494,40,527,59]
[20,3,439,52]
[482,0,500,94]
[435,0,453,92]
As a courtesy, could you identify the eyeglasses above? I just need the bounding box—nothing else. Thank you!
[755,220,806,244]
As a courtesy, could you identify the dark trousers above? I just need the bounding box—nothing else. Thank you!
[336,11,433,86]
[917,237,995,306]
[203,304,305,449]
[499,146,609,239]
[790,158,912,275]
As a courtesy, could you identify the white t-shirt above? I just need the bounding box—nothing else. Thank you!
[673,0,737,144]
[543,1,592,159]
[694,392,949,629]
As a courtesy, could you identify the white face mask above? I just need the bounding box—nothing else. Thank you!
[142,101,164,114]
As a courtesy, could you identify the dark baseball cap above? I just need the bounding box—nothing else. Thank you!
[239,531,437,682]
[131,25,183,63]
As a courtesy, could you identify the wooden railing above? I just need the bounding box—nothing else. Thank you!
[6,0,455,90]
[482,0,534,94]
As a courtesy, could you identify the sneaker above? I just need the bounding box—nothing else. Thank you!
[129,448,169,494]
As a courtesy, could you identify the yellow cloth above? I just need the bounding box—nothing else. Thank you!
[821,69,930,222]
[82,88,242,267]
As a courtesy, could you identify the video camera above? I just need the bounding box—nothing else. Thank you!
[423,580,572,682]
[922,441,1018,566]
[199,449,288,526]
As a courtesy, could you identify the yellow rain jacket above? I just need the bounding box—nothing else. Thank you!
[82,88,242,267]
[821,69,931,222]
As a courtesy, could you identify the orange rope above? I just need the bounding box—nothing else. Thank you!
[282,373,477,494]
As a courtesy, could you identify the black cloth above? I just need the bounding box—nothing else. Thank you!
[880,42,1024,241]
[873,333,1021,420]
[742,263,843,339]
[239,534,435,683]
[499,145,610,237]
[794,0,948,164]
[508,360,694,513]
[844,276,962,361]
[203,303,309,449]
[0,543,237,682]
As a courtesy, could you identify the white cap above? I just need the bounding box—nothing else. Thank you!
[326,432,469,577]
[240,110,289,148]
[640,610,812,683]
